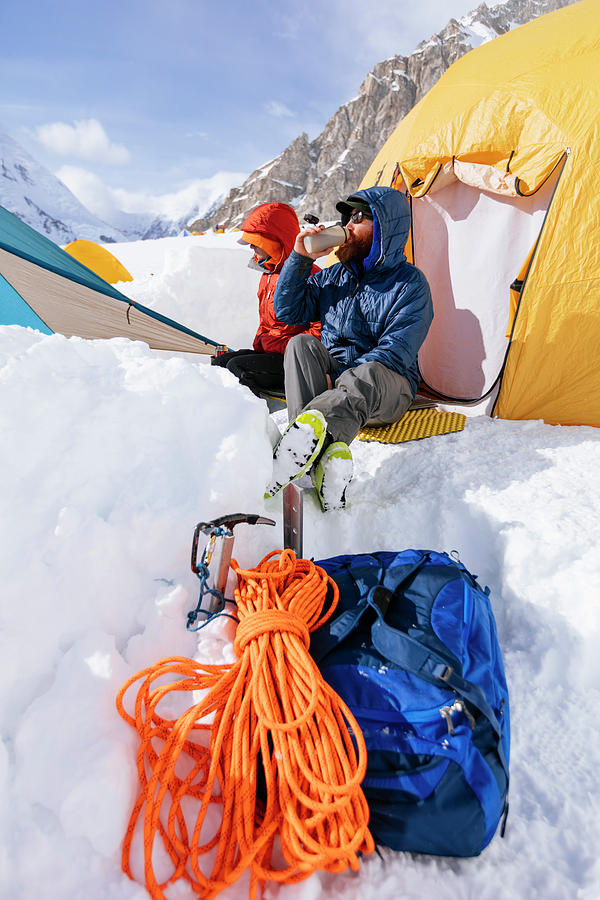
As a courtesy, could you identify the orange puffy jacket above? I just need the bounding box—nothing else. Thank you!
[239,203,321,355]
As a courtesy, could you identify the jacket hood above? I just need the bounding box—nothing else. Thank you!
[347,186,411,273]
[239,203,300,265]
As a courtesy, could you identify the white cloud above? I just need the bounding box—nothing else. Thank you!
[36,119,130,165]
[112,171,248,220]
[264,101,295,119]
[56,165,247,223]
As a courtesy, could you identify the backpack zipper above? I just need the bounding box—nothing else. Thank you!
[350,699,454,724]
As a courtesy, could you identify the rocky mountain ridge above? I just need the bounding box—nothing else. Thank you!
[191,0,575,231]
[0,0,575,245]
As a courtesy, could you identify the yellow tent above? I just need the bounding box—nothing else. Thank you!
[63,240,133,284]
[361,0,599,427]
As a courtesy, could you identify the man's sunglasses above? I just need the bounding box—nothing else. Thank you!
[348,210,372,224]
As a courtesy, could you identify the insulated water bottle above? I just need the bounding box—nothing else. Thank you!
[303,224,348,255]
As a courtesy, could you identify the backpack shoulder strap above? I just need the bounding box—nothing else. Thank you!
[370,591,509,776]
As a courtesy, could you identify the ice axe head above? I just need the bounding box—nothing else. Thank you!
[187,513,275,630]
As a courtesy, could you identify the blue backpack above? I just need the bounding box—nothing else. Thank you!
[312,549,510,857]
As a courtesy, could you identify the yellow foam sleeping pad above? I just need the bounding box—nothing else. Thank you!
[358,407,466,443]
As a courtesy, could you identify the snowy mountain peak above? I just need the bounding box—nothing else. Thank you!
[0,128,221,245]
[0,129,127,244]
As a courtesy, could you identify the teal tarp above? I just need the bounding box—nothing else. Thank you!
[0,204,220,348]
[0,272,52,334]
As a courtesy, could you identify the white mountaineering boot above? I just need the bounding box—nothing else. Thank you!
[265,409,327,498]
[312,441,353,511]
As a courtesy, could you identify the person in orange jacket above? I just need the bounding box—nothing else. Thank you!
[211,202,320,396]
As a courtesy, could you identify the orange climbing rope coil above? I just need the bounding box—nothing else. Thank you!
[116,549,374,899]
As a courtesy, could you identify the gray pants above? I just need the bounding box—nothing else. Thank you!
[284,334,413,445]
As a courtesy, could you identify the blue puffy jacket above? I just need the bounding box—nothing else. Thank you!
[274,186,433,396]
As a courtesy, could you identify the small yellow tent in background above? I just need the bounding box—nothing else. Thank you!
[63,240,133,284]
[361,0,599,427]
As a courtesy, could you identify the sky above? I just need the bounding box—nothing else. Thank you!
[0,0,486,221]
[1,231,599,898]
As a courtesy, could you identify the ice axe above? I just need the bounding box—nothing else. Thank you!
[187,513,275,630]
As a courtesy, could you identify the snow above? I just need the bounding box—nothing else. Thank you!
[459,20,499,48]
[272,180,304,194]
[1,232,600,900]
[316,446,353,512]
[267,412,326,497]
[245,155,281,187]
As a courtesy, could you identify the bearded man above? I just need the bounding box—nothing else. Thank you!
[265,186,433,510]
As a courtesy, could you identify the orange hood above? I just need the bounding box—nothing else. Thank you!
[239,202,300,272]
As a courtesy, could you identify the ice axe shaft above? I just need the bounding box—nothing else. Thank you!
[203,533,235,599]
[282,483,303,558]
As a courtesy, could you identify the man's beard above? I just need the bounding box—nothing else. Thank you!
[337,230,372,265]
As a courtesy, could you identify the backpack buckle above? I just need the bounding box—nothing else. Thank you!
[436,664,454,682]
